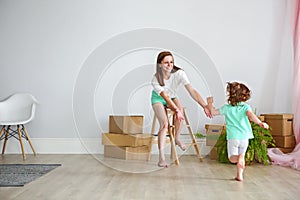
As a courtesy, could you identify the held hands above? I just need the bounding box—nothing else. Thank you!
[204,96,213,118]
[204,105,213,118]
[259,122,269,129]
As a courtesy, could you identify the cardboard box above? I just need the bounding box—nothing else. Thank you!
[205,124,225,146]
[272,135,296,148]
[277,147,294,154]
[109,115,144,134]
[209,147,218,160]
[104,145,150,160]
[102,133,152,147]
[261,114,293,136]
[258,115,265,122]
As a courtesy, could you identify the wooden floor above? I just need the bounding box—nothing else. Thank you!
[0,154,300,200]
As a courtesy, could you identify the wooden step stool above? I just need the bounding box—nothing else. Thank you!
[148,107,202,165]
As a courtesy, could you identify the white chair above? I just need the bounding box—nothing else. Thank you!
[0,93,38,159]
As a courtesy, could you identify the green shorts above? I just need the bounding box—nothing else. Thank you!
[151,91,176,106]
[151,91,167,106]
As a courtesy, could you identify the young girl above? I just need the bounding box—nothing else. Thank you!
[208,82,269,181]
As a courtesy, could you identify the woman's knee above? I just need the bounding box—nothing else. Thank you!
[160,120,169,131]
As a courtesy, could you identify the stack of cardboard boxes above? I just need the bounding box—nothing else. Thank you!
[261,114,295,153]
[102,115,152,160]
[205,124,226,160]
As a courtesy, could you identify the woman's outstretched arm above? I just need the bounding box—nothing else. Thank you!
[185,84,212,118]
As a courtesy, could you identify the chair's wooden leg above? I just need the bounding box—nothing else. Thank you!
[17,125,26,160]
[167,111,179,165]
[22,125,37,156]
[2,125,9,156]
[148,137,153,161]
[183,108,203,162]
[148,114,157,161]
[151,113,157,135]
[0,126,5,156]
[0,126,5,139]
[169,125,179,165]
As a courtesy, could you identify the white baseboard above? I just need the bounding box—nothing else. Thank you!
[0,135,212,156]
[1,138,100,154]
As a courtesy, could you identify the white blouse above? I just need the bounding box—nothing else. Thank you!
[151,69,190,98]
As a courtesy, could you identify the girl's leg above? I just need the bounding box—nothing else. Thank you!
[172,99,186,150]
[236,153,245,181]
[229,155,239,163]
[152,103,169,167]
[228,139,248,181]
[235,140,249,181]
[229,154,245,182]
[228,140,244,181]
[228,154,244,181]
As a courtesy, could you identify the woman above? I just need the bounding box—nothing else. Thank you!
[151,51,212,167]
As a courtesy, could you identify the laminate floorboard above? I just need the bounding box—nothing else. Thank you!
[0,154,299,200]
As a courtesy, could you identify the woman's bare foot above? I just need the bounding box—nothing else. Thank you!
[158,160,169,168]
[175,139,186,151]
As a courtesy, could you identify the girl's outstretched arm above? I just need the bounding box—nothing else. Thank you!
[246,111,269,129]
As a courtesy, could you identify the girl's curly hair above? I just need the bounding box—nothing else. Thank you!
[226,82,251,106]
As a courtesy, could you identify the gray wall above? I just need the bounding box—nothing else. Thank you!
[0,0,294,153]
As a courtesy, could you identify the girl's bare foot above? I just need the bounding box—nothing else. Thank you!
[175,139,186,151]
[234,177,243,182]
[235,165,244,182]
